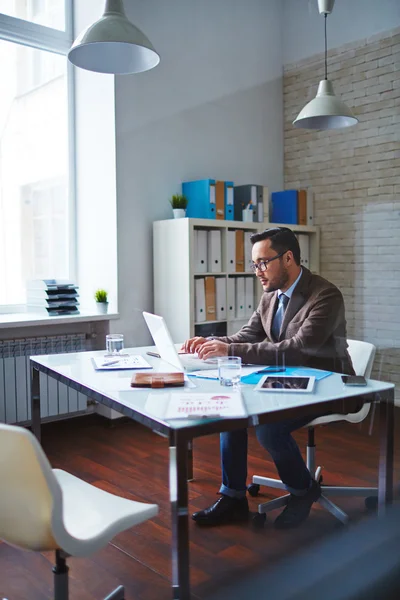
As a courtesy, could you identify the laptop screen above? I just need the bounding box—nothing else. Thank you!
[142,311,184,371]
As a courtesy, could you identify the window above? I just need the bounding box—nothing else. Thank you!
[0,0,66,31]
[0,1,73,306]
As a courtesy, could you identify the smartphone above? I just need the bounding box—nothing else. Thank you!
[341,375,367,386]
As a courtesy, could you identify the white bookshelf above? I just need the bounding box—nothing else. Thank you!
[153,218,319,342]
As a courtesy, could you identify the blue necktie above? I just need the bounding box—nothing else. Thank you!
[272,294,289,340]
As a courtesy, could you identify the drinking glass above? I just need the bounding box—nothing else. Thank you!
[218,356,242,386]
[105,334,124,356]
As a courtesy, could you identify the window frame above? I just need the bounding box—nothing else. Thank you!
[0,2,76,310]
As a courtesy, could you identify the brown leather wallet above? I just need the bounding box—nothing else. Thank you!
[130,372,185,389]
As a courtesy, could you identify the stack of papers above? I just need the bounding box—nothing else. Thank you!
[92,355,152,370]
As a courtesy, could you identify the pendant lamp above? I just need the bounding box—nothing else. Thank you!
[68,0,160,75]
[293,0,358,130]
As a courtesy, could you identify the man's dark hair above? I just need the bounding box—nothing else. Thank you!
[249,227,301,266]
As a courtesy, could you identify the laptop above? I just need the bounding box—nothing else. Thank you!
[143,312,217,372]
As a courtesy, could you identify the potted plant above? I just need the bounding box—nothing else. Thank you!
[94,289,108,314]
[170,194,188,219]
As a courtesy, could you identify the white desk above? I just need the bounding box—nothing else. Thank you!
[30,346,395,600]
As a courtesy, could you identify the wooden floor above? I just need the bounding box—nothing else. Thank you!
[1,410,399,600]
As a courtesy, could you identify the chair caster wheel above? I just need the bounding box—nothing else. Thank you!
[365,496,378,511]
[252,513,266,529]
[248,484,260,497]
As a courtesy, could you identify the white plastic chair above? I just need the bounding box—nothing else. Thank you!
[0,423,159,600]
[250,339,377,526]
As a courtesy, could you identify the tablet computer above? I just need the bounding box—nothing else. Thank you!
[255,375,316,393]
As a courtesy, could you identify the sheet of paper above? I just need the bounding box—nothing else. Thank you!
[92,354,152,370]
[190,366,332,383]
[189,365,265,380]
[164,391,247,419]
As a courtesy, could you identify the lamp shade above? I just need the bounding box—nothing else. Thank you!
[68,0,160,75]
[293,80,358,130]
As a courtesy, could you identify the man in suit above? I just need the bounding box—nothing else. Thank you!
[182,227,355,529]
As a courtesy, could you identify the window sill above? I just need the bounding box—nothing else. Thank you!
[0,311,119,329]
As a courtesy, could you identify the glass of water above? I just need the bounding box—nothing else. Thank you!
[105,333,125,356]
[218,356,242,386]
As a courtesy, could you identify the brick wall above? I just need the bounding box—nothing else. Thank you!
[284,27,400,402]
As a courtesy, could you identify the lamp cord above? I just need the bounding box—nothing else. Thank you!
[324,13,328,80]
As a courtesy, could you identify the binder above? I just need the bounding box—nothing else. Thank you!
[271,190,298,224]
[298,189,307,226]
[183,179,216,219]
[215,277,227,320]
[227,277,236,320]
[227,230,236,273]
[235,277,246,319]
[205,276,216,321]
[253,186,263,222]
[262,186,270,223]
[235,230,244,272]
[195,278,206,322]
[194,229,208,273]
[255,186,264,223]
[244,231,253,273]
[224,181,234,221]
[307,187,314,226]
[297,234,310,269]
[215,181,225,220]
[233,185,257,222]
[245,277,254,318]
[207,230,222,273]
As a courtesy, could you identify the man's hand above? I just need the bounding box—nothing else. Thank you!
[197,340,229,360]
[181,336,207,354]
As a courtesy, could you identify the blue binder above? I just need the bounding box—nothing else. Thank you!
[271,190,298,224]
[183,179,216,219]
[224,181,234,221]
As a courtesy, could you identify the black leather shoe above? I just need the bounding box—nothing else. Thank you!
[192,495,249,526]
[274,480,321,530]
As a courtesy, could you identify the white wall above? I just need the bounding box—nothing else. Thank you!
[73,1,118,313]
[283,0,400,65]
[115,0,284,345]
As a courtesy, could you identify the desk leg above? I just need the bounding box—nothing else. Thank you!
[187,439,193,482]
[378,389,394,516]
[169,433,190,599]
[31,365,41,441]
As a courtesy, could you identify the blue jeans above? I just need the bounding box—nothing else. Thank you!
[219,415,318,498]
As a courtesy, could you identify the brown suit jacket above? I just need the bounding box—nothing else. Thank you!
[218,268,354,375]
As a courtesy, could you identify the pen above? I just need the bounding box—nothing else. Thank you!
[253,367,286,374]
[146,351,161,358]
[187,374,219,380]
[102,359,120,367]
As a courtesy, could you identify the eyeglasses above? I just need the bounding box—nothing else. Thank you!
[250,250,288,273]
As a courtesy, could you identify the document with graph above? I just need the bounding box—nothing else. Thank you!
[164,391,247,420]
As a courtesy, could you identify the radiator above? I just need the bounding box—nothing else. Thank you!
[0,334,89,424]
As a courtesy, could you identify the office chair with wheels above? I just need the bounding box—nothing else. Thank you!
[250,339,377,527]
[0,423,159,600]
